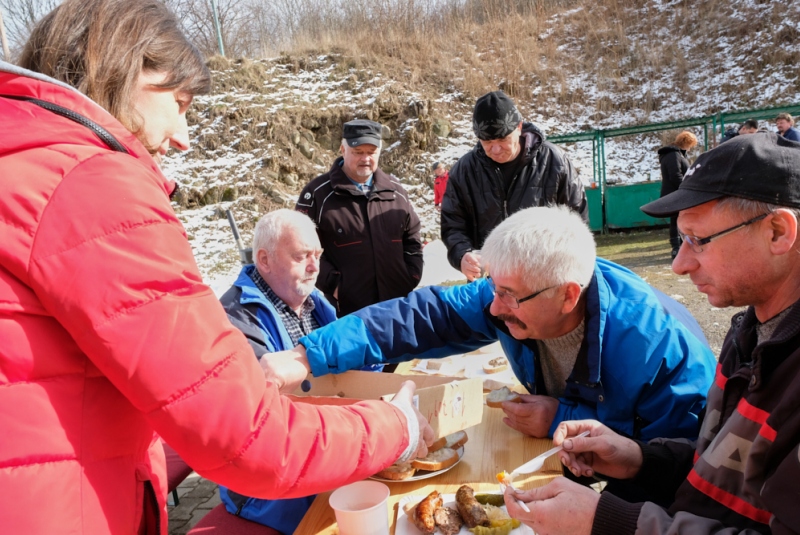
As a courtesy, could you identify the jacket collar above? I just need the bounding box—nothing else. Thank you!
[729,297,800,389]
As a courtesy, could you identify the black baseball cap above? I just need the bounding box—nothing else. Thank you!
[343,119,382,147]
[641,133,800,217]
[472,91,523,140]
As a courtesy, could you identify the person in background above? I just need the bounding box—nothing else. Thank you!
[441,90,587,281]
[775,112,800,141]
[432,161,449,212]
[296,119,424,315]
[738,118,759,135]
[504,132,800,535]
[658,131,698,260]
[0,1,433,532]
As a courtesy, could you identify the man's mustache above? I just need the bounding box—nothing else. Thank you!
[497,314,527,329]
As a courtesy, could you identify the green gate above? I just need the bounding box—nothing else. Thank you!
[554,103,800,231]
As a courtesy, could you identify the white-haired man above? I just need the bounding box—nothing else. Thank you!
[503,133,800,535]
[264,206,715,448]
[215,209,345,533]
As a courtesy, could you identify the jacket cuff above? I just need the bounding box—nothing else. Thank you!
[388,396,419,463]
[591,492,642,535]
[632,441,675,485]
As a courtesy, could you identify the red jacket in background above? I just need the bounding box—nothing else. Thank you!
[434,170,449,206]
[0,65,409,534]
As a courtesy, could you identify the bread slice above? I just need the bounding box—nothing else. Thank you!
[375,462,416,480]
[411,447,461,471]
[486,386,522,408]
[428,430,469,453]
[483,357,509,374]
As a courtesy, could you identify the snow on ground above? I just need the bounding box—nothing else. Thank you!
[164,0,800,285]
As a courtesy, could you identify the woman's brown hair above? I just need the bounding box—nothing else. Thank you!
[18,0,211,135]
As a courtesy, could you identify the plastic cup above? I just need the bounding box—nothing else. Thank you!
[329,480,390,535]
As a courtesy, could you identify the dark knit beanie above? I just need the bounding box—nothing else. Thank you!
[432,161,442,171]
[472,91,523,140]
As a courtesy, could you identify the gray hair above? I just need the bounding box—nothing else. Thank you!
[482,206,596,290]
[713,197,800,223]
[252,209,317,255]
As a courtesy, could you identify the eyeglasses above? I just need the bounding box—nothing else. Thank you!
[679,213,769,253]
[487,277,555,309]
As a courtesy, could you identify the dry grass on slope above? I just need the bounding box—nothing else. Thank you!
[279,0,799,127]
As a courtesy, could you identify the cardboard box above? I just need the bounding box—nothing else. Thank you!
[290,371,483,439]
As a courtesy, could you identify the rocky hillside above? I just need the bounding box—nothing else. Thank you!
[161,0,800,284]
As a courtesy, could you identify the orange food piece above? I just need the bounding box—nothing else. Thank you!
[496,471,510,483]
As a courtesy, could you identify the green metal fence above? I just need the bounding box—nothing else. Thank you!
[551,103,800,232]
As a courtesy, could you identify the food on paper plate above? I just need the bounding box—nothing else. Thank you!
[429,430,469,453]
[474,493,506,507]
[483,357,509,374]
[411,447,461,471]
[374,461,417,480]
[406,490,443,534]
[434,507,464,535]
[456,485,491,528]
[486,387,522,408]
[403,485,521,535]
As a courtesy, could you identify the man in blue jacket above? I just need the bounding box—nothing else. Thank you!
[216,209,335,534]
[265,206,715,443]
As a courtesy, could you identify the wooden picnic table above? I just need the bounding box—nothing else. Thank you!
[293,360,561,534]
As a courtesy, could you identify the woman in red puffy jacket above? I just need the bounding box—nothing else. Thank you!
[0,1,431,533]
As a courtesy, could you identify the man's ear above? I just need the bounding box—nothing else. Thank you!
[256,249,271,274]
[767,209,799,255]
[560,281,583,314]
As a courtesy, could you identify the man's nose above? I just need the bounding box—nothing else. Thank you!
[671,243,693,275]
[488,294,507,316]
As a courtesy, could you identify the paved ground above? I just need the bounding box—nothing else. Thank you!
[168,227,738,533]
[167,473,221,534]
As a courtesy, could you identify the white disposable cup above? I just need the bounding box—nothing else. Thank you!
[329,480,390,535]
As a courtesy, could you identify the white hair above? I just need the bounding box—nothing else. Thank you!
[481,206,596,289]
[252,209,317,255]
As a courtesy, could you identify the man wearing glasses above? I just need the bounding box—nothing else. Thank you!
[501,133,800,535]
[263,206,715,445]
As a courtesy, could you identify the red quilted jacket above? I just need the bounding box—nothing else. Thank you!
[0,64,409,534]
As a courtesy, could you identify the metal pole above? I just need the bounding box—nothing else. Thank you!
[0,7,11,61]
[210,0,225,57]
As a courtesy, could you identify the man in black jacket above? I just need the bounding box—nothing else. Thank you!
[441,91,588,280]
[296,119,423,315]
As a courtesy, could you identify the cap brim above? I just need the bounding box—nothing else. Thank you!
[346,136,382,147]
[640,188,724,217]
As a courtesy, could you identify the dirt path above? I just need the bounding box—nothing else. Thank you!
[596,228,742,357]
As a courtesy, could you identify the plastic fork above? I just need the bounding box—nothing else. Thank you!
[510,430,591,478]
[499,480,530,513]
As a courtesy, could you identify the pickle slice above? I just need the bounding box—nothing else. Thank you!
[474,493,506,507]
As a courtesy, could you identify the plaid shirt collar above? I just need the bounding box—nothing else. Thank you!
[249,268,318,346]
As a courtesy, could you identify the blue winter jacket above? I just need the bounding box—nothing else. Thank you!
[217,265,337,535]
[301,258,715,441]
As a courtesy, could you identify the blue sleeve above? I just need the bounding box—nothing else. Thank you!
[301,281,499,376]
